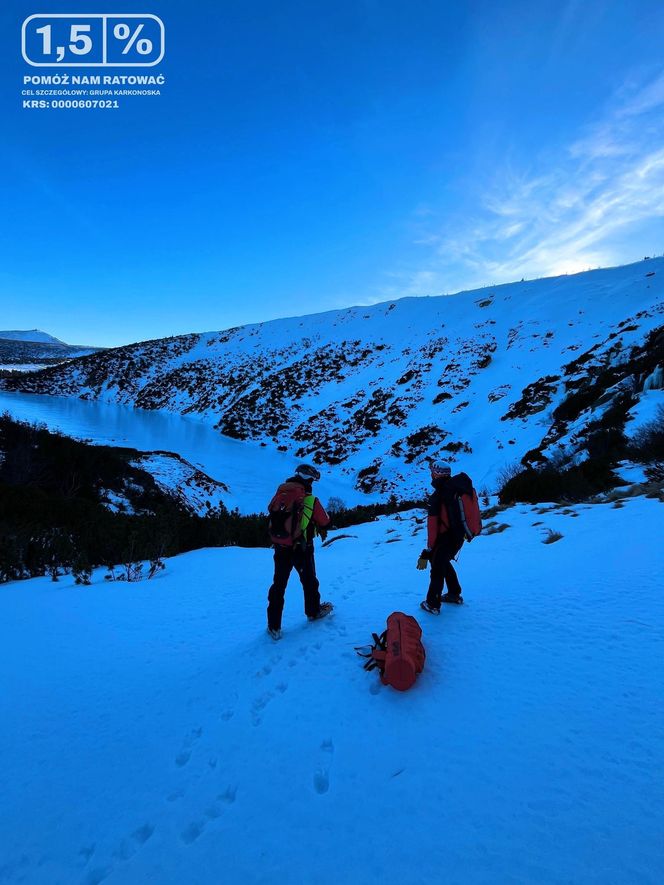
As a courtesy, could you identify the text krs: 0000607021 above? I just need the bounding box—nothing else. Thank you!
[23,99,120,108]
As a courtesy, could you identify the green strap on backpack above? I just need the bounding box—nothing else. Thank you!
[300,494,315,538]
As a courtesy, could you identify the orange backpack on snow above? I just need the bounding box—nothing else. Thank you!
[357,612,426,691]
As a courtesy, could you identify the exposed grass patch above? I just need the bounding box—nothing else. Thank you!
[542,529,563,544]
[482,503,510,520]
[483,521,511,535]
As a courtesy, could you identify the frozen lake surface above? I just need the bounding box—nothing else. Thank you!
[0,390,362,513]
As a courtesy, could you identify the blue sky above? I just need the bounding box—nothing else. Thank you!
[1,0,664,347]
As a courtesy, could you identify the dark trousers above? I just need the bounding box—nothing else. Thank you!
[267,544,321,630]
[426,537,463,607]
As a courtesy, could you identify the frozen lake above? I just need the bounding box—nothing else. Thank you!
[0,390,362,513]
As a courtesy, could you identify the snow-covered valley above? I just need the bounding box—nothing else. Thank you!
[1,494,662,885]
[4,260,663,501]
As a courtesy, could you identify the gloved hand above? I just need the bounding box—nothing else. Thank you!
[416,548,431,570]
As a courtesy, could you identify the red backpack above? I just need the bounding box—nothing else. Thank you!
[358,612,426,691]
[268,481,314,547]
[441,472,482,541]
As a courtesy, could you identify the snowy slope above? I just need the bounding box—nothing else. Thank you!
[131,451,229,515]
[0,329,65,345]
[4,260,663,494]
[1,491,663,884]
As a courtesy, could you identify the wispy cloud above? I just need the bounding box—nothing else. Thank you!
[388,69,664,296]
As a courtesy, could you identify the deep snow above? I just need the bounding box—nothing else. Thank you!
[1,494,663,884]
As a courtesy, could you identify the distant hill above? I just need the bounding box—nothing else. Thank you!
[0,329,66,345]
[0,332,102,374]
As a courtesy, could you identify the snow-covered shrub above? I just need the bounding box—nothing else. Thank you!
[644,462,664,483]
[148,557,165,579]
[73,555,92,585]
[628,405,664,463]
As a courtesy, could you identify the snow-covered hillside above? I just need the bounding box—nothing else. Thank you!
[0,329,65,345]
[131,451,229,515]
[1,491,662,884]
[4,260,663,493]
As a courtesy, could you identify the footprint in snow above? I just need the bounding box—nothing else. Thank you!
[218,785,238,804]
[200,786,237,824]
[313,739,334,795]
[78,844,96,865]
[181,820,205,845]
[111,823,153,862]
[132,824,154,845]
[251,691,274,726]
[175,726,203,766]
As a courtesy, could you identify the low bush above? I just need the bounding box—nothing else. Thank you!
[495,460,523,492]
[628,405,664,463]
[498,458,620,505]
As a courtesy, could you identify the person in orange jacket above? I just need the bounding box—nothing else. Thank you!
[266,463,333,640]
[418,461,467,612]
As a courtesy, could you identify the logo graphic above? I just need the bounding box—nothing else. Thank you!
[22,14,165,67]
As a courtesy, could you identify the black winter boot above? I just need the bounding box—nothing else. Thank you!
[420,600,440,615]
[308,601,333,621]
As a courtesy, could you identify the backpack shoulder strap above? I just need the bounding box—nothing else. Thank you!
[372,630,387,649]
[364,650,386,672]
[356,630,388,671]
[300,493,316,536]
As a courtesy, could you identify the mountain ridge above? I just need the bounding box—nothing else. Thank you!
[3,259,663,493]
